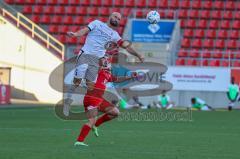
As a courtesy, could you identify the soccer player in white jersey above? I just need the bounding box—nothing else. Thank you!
[64,12,143,112]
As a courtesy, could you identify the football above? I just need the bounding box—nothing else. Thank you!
[146,10,160,24]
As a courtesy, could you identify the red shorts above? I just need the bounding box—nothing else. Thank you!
[83,95,114,112]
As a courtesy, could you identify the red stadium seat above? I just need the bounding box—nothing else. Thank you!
[192,39,202,48]
[40,15,51,24]
[202,1,212,9]
[58,25,69,33]
[44,6,55,14]
[221,60,230,67]
[26,0,35,4]
[63,16,73,24]
[186,19,196,28]
[203,39,214,48]
[52,16,62,24]
[121,8,131,17]
[158,0,168,8]
[232,61,240,67]
[58,0,69,5]
[192,0,201,9]
[114,0,124,7]
[48,25,58,33]
[218,30,228,39]
[211,10,221,19]
[199,10,210,19]
[180,0,190,9]
[80,0,90,6]
[229,30,239,39]
[4,0,14,4]
[227,40,237,49]
[65,6,77,15]
[222,11,233,20]
[195,29,204,38]
[92,0,102,6]
[202,50,211,58]
[183,29,193,37]
[120,18,127,26]
[178,49,188,57]
[37,0,47,5]
[69,0,79,5]
[209,60,220,67]
[31,15,40,23]
[232,20,240,29]
[148,0,157,8]
[22,6,32,14]
[176,58,185,65]
[201,59,209,66]
[235,53,240,59]
[33,6,43,14]
[54,6,65,15]
[181,38,191,48]
[215,40,225,49]
[57,35,66,43]
[136,0,146,8]
[186,59,198,66]
[166,10,174,19]
[209,20,219,29]
[125,0,135,7]
[84,17,95,24]
[48,0,58,5]
[234,11,240,20]
[189,50,200,58]
[214,1,224,9]
[102,0,112,6]
[223,50,234,59]
[77,7,87,15]
[212,50,223,58]
[225,1,234,10]
[100,7,110,16]
[178,10,187,19]
[198,19,207,29]
[188,10,198,19]
[180,20,186,28]
[205,30,216,38]
[15,0,25,4]
[88,7,98,16]
[74,16,84,25]
[136,10,144,18]
[220,20,230,29]
[169,0,179,9]
[110,8,121,13]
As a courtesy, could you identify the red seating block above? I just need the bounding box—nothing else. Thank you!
[202,50,211,58]
[69,0,80,5]
[136,0,146,8]
[235,11,240,20]
[40,15,50,24]
[186,59,198,66]
[178,10,187,19]
[202,59,209,66]
[220,20,230,29]
[48,0,58,5]
[77,7,87,15]
[22,6,32,14]
[99,7,110,16]
[5,0,14,4]
[209,60,220,67]
[52,16,62,24]
[209,20,219,29]
[212,50,223,58]
[80,0,90,6]
[229,30,239,39]
[176,58,185,65]
[33,6,43,14]
[63,16,73,24]
[189,50,200,58]
[232,61,240,67]
[203,39,214,48]
[192,0,201,9]
[92,0,102,6]
[215,40,225,49]
[214,1,224,9]
[186,19,196,28]
[223,11,233,20]
[192,39,202,48]
[181,38,191,48]
[121,8,131,17]
[205,30,216,38]
[44,6,54,14]
[188,10,198,18]
[169,0,179,9]
[195,29,204,38]
[31,15,40,23]
[232,20,240,29]
[180,0,190,9]
[102,0,112,6]
[221,60,230,67]
[202,1,212,9]
[26,0,35,4]
[166,10,174,19]
[183,29,193,37]
[58,25,69,33]
[88,7,98,16]
[148,0,157,8]
[74,16,84,25]
[199,10,210,19]
[198,19,207,29]
[178,49,188,57]
[159,0,168,8]
[211,10,221,19]
[54,6,65,15]
[49,25,58,33]
[223,50,234,59]
[225,1,234,10]
[115,0,124,6]
[58,0,69,5]
[218,30,228,39]
[65,6,76,15]
[125,0,135,7]
[227,40,237,49]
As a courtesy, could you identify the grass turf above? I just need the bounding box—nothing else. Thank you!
[0,105,240,159]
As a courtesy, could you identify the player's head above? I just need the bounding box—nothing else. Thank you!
[108,12,122,27]
[100,55,111,70]
[191,98,196,104]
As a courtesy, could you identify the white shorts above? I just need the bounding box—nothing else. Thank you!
[74,51,100,83]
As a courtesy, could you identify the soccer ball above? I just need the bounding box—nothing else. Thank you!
[146,10,160,24]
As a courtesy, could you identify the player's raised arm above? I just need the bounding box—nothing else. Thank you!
[67,26,90,37]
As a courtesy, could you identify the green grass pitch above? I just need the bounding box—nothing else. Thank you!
[0,105,240,159]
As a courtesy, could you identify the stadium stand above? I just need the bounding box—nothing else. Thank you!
[4,0,240,66]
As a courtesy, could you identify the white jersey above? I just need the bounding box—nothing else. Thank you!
[81,20,122,58]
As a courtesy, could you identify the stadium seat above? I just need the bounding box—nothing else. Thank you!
[188,10,198,19]
[192,0,201,9]
[209,60,220,67]
[58,25,69,33]
[189,50,200,58]
[48,0,58,5]
[203,39,214,48]
[211,10,221,19]
[213,1,224,9]
[183,29,193,37]
[221,60,230,67]
[74,16,84,25]
[232,61,240,67]
[169,0,179,9]
[202,59,209,66]
[84,17,95,24]
[176,58,185,65]
[222,11,233,20]
[178,10,187,19]
[205,30,216,39]
[22,6,32,14]
[92,0,102,6]
[80,0,90,6]
[202,1,212,9]
[225,1,234,10]
[215,40,225,49]
[31,15,40,23]
[136,0,146,8]
[44,6,55,14]
[235,11,240,20]
[229,30,239,39]
[218,30,228,39]
[227,40,237,49]
[178,49,188,57]
[58,0,68,5]
[102,0,112,6]
[180,20,186,28]
[181,38,191,48]
[232,20,240,29]
[54,6,65,15]
[88,7,98,16]
[15,0,25,4]
[199,10,210,19]
[65,6,77,15]
[57,35,66,43]
[165,10,174,19]
[235,52,240,59]
[158,0,168,8]
[220,20,230,29]
[223,50,234,59]
[114,0,124,7]
[62,16,73,24]
[77,7,87,15]
[202,50,211,58]
[99,7,110,16]
[48,25,58,33]
[148,0,157,8]
[212,50,223,58]
[37,0,47,5]
[198,19,207,29]
[69,0,80,5]
[121,8,131,17]
[40,15,50,24]
[136,10,144,18]
[52,16,62,24]
[209,20,219,29]
[67,37,78,44]
[180,0,190,9]
[195,29,204,38]
[120,18,127,26]
[192,39,202,48]
[33,6,43,14]
[186,59,198,66]
[125,0,135,7]
[186,19,196,28]
[4,0,14,4]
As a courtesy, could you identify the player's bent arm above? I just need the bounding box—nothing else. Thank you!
[67,27,90,37]
[125,46,144,62]
[113,76,133,83]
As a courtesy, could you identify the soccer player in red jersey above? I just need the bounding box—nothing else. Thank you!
[75,56,137,146]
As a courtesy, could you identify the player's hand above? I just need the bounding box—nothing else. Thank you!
[67,31,75,37]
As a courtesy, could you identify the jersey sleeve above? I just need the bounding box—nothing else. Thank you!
[108,74,117,82]
[112,32,122,44]
[87,20,98,31]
